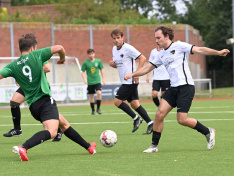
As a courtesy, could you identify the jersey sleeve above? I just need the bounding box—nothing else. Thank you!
[0,62,13,78]
[32,47,52,63]
[98,59,104,69]
[127,45,142,60]
[177,41,194,54]
[43,61,49,65]
[81,61,87,71]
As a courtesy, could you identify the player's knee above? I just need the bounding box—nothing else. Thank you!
[10,100,20,108]
[49,129,58,138]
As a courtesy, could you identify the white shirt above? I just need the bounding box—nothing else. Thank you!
[150,41,194,87]
[112,43,141,84]
[149,48,170,80]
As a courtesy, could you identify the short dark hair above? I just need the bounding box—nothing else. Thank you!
[18,33,37,53]
[155,26,174,40]
[87,48,95,54]
[111,29,124,38]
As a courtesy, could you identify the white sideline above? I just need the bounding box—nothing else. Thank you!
[0,118,234,127]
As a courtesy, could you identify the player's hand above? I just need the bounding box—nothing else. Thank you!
[84,80,87,85]
[103,80,106,86]
[57,58,65,64]
[134,77,139,84]
[146,77,150,83]
[124,74,132,80]
[219,49,230,56]
[109,60,116,68]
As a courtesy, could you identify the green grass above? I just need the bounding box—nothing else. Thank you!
[1,100,234,176]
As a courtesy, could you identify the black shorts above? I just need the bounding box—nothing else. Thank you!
[87,83,102,94]
[115,84,139,103]
[152,80,170,91]
[16,87,25,97]
[162,85,195,113]
[29,95,59,123]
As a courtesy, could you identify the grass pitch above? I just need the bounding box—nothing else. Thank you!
[0,99,234,176]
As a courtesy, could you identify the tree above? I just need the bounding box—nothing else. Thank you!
[119,0,154,18]
[180,0,233,87]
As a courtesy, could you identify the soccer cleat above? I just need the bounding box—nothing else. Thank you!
[91,111,95,115]
[13,146,29,161]
[3,128,22,137]
[143,144,158,153]
[206,127,216,150]
[52,128,63,142]
[132,117,143,133]
[96,109,102,115]
[87,142,96,154]
[143,123,153,135]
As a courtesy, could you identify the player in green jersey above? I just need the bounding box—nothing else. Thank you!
[3,61,64,142]
[81,48,106,115]
[0,33,96,161]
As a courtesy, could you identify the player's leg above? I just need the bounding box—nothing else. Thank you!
[114,85,141,132]
[52,113,64,142]
[143,98,173,153]
[87,85,95,115]
[129,84,153,134]
[96,83,102,114]
[152,80,160,107]
[4,88,25,137]
[176,85,215,150]
[58,113,96,154]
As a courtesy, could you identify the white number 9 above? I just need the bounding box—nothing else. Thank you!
[22,65,32,82]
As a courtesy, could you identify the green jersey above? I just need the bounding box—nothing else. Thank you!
[0,47,52,106]
[81,58,103,85]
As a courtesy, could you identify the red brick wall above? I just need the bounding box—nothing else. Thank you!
[0,23,206,75]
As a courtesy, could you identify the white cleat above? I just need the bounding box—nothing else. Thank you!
[206,127,216,150]
[143,144,158,153]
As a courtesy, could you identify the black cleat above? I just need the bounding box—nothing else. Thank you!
[132,117,143,133]
[96,109,102,114]
[91,110,95,115]
[52,128,63,142]
[3,128,22,137]
[143,123,153,135]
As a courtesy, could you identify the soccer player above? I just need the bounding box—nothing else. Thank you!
[124,25,230,152]
[109,29,153,135]
[3,62,64,142]
[146,46,170,107]
[81,48,106,115]
[0,33,96,161]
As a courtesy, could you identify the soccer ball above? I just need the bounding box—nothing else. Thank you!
[100,130,117,147]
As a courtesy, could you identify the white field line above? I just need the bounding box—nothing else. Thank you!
[1,110,234,119]
[0,118,234,127]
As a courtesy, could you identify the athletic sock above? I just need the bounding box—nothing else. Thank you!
[11,107,21,130]
[57,127,63,133]
[96,100,101,110]
[193,121,210,135]
[22,130,51,150]
[153,97,160,107]
[64,126,90,149]
[135,105,152,123]
[152,131,161,145]
[118,102,136,119]
[90,103,95,111]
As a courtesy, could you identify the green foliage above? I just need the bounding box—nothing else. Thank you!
[180,0,233,88]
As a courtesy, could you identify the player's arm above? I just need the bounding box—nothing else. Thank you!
[100,69,106,85]
[0,73,3,79]
[81,71,87,84]
[146,72,150,83]
[43,63,51,73]
[109,60,117,68]
[50,45,66,64]
[134,54,146,83]
[192,46,230,56]
[124,63,155,81]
